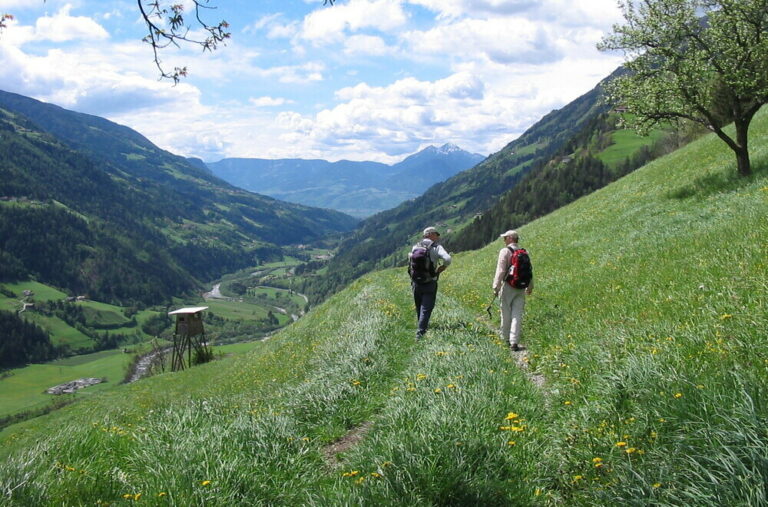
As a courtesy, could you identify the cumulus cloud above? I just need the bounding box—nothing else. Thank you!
[408,0,537,19]
[276,72,497,158]
[33,5,109,43]
[343,34,393,57]
[403,17,563,65]
[0,0,627,165]
[300,0,408,45]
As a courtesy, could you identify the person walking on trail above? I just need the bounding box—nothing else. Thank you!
[408,226,452,340]
[492,230,533,351]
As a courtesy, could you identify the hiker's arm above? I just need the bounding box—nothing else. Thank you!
[436,245,451,267]
[492,248,509,295]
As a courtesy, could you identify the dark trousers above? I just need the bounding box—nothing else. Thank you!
[412,280,438,334]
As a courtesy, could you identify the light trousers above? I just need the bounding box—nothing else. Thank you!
[500,285,526,346]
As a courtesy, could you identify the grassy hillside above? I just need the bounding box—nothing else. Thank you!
[0,110,766,504]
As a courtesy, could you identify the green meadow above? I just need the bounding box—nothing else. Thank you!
[0,109,766,505]
[0,349,133,418]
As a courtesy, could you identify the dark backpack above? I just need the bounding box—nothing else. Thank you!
[409,245,435,284]
[506,247,532,289]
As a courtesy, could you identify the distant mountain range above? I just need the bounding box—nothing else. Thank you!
[204,144,485,218]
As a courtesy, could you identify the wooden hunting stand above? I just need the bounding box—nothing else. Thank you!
[168,306,210,371]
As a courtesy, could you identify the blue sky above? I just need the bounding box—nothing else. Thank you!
[0,0,625,163]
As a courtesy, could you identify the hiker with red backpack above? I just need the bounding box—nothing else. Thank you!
[408,226,452,340]
[492,230,533,351]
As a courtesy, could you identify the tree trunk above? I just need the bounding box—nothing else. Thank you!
[734,118,752,177]
[735,147,751,177]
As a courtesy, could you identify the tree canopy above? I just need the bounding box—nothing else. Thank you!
[598,0,768,176]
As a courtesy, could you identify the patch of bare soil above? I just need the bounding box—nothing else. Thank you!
[322,421,373,467]
[512,348,545,388]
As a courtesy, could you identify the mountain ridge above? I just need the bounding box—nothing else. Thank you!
[206,143,484,218]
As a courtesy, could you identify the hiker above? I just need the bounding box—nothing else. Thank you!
[492,230,533,351]
[408,226,452,339]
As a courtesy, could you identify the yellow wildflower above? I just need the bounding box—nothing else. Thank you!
[201,480,211,486]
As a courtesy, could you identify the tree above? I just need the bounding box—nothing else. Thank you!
[2,1,336,83]
[598,0,768,176]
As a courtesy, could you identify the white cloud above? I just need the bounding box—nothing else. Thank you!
[249,96,293,107]
[0,0,42,8]
[34,4,109,42]
[343,34,392,56]
[403,17,563,65]
[300,0,408,45]
[246,13,298,39]
[263,61,325,84]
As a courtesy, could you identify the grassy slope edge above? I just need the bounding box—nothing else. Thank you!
[0,109,766,505]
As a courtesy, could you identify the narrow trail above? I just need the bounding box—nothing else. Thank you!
[320,284,547,467]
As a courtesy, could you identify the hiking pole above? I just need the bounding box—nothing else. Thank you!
[485,294,497,318]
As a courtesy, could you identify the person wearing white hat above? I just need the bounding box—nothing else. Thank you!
[492,230,533,351]
[409,226,452,339]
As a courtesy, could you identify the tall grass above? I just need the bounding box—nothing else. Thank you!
[0,109,766,505]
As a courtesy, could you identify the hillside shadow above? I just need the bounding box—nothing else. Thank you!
[667,159,767,200]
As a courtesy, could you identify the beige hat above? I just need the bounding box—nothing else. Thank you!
[499,230,519,238]
[423,226,440,236]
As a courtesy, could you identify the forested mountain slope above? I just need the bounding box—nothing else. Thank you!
[0,90,357,305]
[1,107,765,505]
[301,67,680,301]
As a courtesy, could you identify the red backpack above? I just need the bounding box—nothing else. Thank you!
[506,247,533,289]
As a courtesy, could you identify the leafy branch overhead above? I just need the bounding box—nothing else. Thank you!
[137,1,232,84]
[138,0,336,83]
[598,0,768,176]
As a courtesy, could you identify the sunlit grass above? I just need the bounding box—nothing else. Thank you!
[0,108,766,505]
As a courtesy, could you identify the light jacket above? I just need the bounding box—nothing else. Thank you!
[492,243,533,293]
